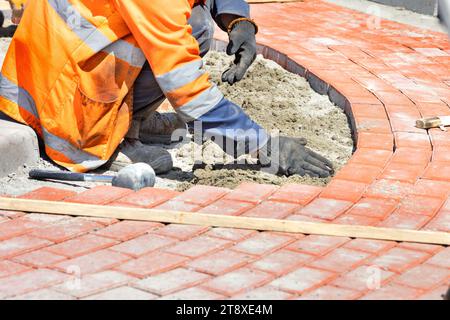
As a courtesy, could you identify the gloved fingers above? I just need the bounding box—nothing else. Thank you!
[295,137,308,146]
[287,166,305,176]
[222,51,255,85]
[234,49,256,81]
[307,149,334,172]
[301,162,331,178]
[226,33,245,56]
[304,170,319,178]
[306,155,332,172]
[221,66,238,85]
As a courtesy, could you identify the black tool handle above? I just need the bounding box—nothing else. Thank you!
[29,169,86,182]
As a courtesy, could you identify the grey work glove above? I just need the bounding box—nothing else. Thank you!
[259,136,334,178]
[222,20,257,85]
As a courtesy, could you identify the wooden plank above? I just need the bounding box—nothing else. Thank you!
[0,197,449,245]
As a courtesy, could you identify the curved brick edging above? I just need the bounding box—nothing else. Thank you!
[211,0,450,232]
[0,0,449,300]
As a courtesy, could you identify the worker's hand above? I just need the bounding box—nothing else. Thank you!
[222,20,257,85]
[259,136,334,177]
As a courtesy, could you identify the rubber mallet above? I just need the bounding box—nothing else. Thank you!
[29,163,156,191]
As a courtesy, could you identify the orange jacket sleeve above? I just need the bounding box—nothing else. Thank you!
[112,0,224,121]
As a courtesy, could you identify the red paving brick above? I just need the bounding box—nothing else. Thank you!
[343,239,396,254]
[270,266,336,294]
[0,235,53,259]
[18,187,77,201]
[53,249,131,275]
[94,220,162,241]
[11,289,75,300]
[161,287,225,300]
[379,212,430,230]
[425,210,450,232]
[333,214,380,226]
[0,210,25,219]
[393,264,450,290]
[346,197,398,219]
[153,200,201,212]
[349,148,392,167]
[242,201,299,219]
[298,285,361,300]
[187,249,254,276]
[425,247,450,269]
[287,235,350,256]
[84,286,157,300]
[134,268,210,296]
[319,180,368,202]
[269,184,322,205]
[151,224,209,240]
[366,179,414,200]
[250,249,314,276]
[171,185,229,206]
[417,285,450,300]
[332,265,396,292]
[112,188,180,208]
[199,199,255,216]
[64,186,133,205]
[232,286,293,300]
[308,248,372,273]
[115,251,188,278]
[335,164,382,184]
[44,234,119,258]
[231,232,295,256]
[202,267,273,296]
[164,235,231,258]
[1,0,450,300]
[12,249,66,268]
[30,218,102,243]
[297,198,353,220]
[0,217,46,240]
[0,269,69,299]
[360,283,423,300]
[223,182,278,204]
[110,234,176,258]
[368,247,431,273]
[395,196,444,217]
[53,270,135,299]
[0,260,31,279]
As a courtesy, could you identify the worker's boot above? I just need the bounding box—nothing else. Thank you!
[139,111,187,145]
[109,139,173,174]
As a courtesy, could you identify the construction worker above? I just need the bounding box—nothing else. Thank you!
[0,0,334,178]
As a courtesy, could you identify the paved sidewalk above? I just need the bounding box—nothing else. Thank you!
[0,0,449,300]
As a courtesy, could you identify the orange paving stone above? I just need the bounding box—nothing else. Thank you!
[1,0,450,300]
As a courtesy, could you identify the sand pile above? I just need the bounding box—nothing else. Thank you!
[161,51,354,190]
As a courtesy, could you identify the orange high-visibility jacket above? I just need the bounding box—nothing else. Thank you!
[0,0,225,172]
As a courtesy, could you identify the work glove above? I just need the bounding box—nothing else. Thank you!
[222,19,257,85]
[259,136,334,178]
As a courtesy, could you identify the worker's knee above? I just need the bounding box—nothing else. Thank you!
[189,5,215,57]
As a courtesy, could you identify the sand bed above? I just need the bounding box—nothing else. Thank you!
[160,51,354,191]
